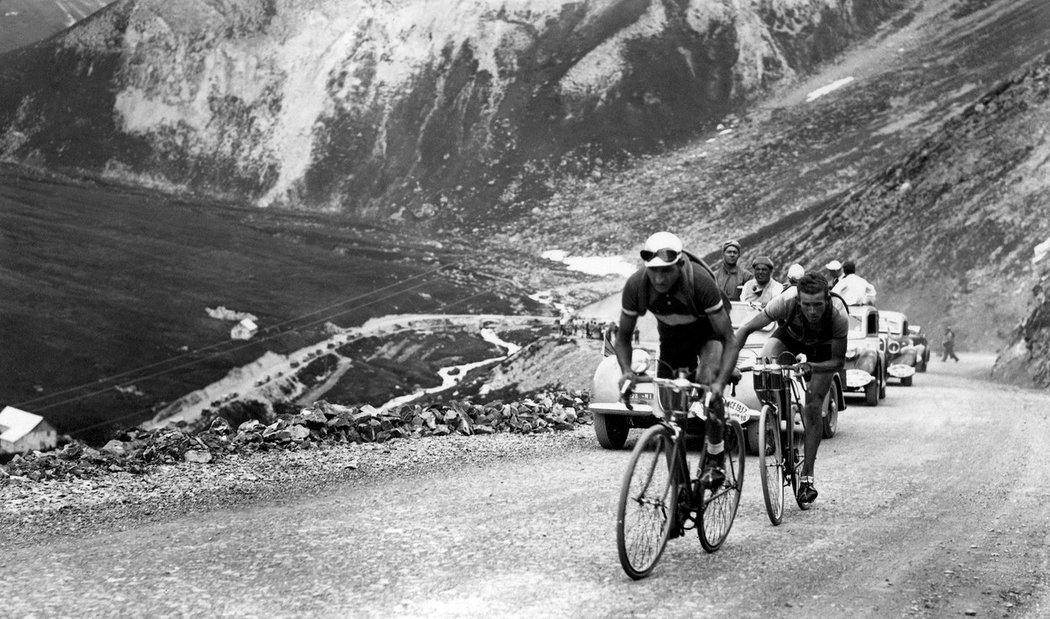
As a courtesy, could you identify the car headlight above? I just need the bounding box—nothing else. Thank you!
[630,349,653,374]
[888,341,901,354]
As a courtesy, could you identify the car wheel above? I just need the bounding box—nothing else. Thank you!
[745,421,760,455]
[594,412,630,449]
[865,379,879,406]
[822,383,840,439]
[901,375,913,387]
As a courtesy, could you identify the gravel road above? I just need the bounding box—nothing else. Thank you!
[3,353,1049,617]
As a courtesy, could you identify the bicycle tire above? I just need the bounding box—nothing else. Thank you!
[790,404,810,511]
[698,419,745,552]
[616,424,679,579]
[758,405,784,525]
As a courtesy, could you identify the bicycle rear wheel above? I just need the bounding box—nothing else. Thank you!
[758,405,784,525]
[699,419,745,552]
[790,405,810,511]
[616,424,679,579]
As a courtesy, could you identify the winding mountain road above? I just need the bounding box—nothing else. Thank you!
[5,354,1049,617]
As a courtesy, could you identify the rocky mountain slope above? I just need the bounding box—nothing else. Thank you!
[759,50,1050,357]
[0,0,109,54]
[0,0,906,220]
[495,0,1050,355]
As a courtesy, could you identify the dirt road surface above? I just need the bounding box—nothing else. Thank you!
[4,353,1048,617]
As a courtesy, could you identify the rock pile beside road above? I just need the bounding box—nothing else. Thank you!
[0,393,597,548]
[1,391,590,484]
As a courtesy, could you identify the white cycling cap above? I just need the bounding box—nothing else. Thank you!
[641,231,684,267]
[788,264,805,280]
[825,259,842,270]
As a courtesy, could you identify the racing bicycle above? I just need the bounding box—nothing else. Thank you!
[615,368,748,579]
[753,353,811,525]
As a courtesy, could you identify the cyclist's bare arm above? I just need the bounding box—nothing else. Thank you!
[806,337,847,374]
[713,311,773,393]
[615,311,640,388]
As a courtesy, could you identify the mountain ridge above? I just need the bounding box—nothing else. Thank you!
[0,0,907,219]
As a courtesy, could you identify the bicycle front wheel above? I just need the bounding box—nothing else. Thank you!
[699,419,745,552]
[758,405,785,525]
[616,424,679,579]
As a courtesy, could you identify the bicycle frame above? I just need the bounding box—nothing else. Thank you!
[617,372,749,577]
[754,362,807,448]
[633,376,737,519]
[753,357,810,522]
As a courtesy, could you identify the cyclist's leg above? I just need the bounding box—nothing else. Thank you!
[802,372,833,477]
[696,338,724,443]
[759,335,789,361]
[696,339,727,487]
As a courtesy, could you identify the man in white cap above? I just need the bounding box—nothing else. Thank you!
[787,263,805,286]
[714,239,752,301]
[616,231,737,488]
[825,259,843,289]
[832,260,877,305]
[740,255,784,307]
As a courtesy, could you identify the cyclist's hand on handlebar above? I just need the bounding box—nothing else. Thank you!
[798,362,813,381]
[618,372,637,396]
[709,380,725,399]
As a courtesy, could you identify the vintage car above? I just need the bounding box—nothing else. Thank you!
[843,304,887,406]
[879,310,919,386]
[908,324,931,372]
[589,301,843,452]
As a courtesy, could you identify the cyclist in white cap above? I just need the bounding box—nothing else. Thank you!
[616,231,737,487]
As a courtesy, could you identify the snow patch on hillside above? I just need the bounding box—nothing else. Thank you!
[806,76,855,102]
[541,250,636,277]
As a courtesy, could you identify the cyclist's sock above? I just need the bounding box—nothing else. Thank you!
[706,441,724,456]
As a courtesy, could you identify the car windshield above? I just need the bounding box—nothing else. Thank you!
[880,316,904,335]
[729,303,774,331]
[848,315,865,335]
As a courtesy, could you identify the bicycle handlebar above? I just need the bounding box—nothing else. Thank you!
[621,374,713,411]
[749,353,809,373]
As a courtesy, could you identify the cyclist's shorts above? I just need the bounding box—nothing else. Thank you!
[769,327,834,363]
[657,319,717,378]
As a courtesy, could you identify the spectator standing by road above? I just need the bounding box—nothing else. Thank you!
[714,240,752,301]
[825,260,844,289]
[942,326,959,362]
[741,255,784,307]
[832,260,877,305]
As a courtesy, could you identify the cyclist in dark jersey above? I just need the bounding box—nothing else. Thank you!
[712,272,848,504]
[616,231,737,487]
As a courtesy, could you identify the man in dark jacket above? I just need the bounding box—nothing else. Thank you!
[714,239,752,301]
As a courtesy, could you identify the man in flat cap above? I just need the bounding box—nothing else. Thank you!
[714,240,752,301]
[825,259,843,289]
[741,255,784,307]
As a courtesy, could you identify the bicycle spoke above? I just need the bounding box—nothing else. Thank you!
[617,426,677,579]
[699,420,744,552]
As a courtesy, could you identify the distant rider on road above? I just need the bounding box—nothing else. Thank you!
[712,272,847,504]
[616,231,737,487]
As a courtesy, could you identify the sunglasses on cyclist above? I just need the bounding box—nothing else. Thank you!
[640,248,680,263]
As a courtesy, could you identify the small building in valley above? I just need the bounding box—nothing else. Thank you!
[231,317,259,340]
[0,406,57,454]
